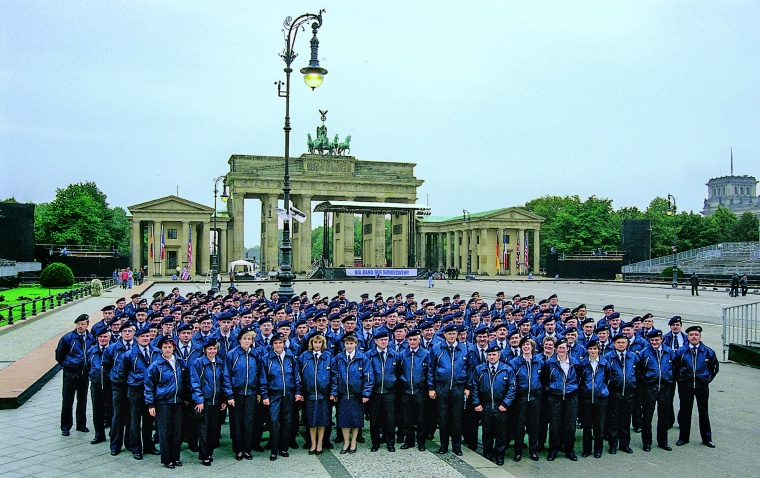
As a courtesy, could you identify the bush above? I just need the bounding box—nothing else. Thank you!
[40,262,75,288]
[91,279,103,297]
[661,266,685,279]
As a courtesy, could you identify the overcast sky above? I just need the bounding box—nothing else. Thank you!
[2,1,759,248]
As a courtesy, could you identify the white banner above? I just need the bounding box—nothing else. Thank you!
[345,268,418,277]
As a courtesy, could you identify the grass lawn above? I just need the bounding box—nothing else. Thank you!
[0,284,83,324]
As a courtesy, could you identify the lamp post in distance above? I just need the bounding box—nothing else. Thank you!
[211,176,229,294]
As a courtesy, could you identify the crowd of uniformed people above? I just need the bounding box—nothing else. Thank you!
[55,286,719,469]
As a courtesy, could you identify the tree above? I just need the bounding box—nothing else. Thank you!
[733,211,760,242]
[710,207,739,242]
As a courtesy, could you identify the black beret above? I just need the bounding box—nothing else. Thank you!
[406,329,421,338]
[119,321,136,332]
[685,325,702,334]
[176,323,193,333]
[586,339,600,349]
[668,316,683,326]
[647,329,663,339]
[485,345,501,354]
[74,314,89,324]
[603,304,615,310]
[374,331,390,340]
[613,334,629,342]
[202,337,218,349]
[341,332,358,342]
[270,333,286,343]
[101,305,115,312]
[157,335,175,347]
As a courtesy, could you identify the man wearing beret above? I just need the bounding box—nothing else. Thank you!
[56,314,94,436]
[674,326,719,448]
[87,327,112,444]
[663,316,688,428]
[639,329,675,451]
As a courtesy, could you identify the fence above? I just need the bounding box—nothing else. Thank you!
[722,301,760,361]
[0,279,116,326]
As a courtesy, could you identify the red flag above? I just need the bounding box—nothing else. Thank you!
[149,224,154,259]
[160,225,165,260]
[496,242,500,269]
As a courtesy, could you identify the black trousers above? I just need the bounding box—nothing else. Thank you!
[424,395,437,438]
[369,393,395,448]
[251,400,269,448]
[110,384,131,452]
[631,387,643,430]
[480,406,508,457]
[181,401,198,450]
[537,394,551,448]
[642,384,672,447]
[127,386,156,454]
[61,371,88,432]
[268,394,294,454]
[514,394,541,454]
[402,391,427,447]
[606,393,634,449]
[230,394,256,454]
[691,285,699,295]
[90,381,109,439]
[666,380,678,428]
[547,393,578,454]
[436,385,464,449]
[155,403,183,465]
[198,402,222,461]
[677,382,712,444]
[461,394,480,449]
[582,397,607,453]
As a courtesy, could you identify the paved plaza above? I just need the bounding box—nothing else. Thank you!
[0,279,758,477]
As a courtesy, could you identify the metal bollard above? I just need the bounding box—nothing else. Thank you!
[20,303,27,320]
[41,297,47,313]
[32,299,37,316]
[57,294,62,307]
[50,296,56,309]
[7,307,13,325]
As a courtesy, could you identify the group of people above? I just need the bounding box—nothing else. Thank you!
[55,286,719,469]
[728,273,749,297]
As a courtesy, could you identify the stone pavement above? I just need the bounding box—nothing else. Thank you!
[0,279,758,477]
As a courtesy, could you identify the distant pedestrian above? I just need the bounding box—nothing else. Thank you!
[690,272,700,296]
[729,273,739,297]
[427,270,433,288]
[739,274,749,296]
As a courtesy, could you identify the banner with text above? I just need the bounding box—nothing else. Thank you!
[345,268,418,277]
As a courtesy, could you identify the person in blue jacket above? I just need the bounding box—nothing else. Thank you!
[398,329,429,452]
[298,332,333,455]
[225,326,261,461]
[191,337,233,466]
[330,332,373,454]
[86,326,111,444]
[639,329,675,452]
[427,323,469,456]
[367,330,400,453]
[509,337,543,462]
[260,332,303,461]
[542,338,580,461]
[578,340,609,458]
[55,314,94,436]
[471,345,517,466]
[145,335,184,469]
[606,333,638,454]
[105,321,136,455]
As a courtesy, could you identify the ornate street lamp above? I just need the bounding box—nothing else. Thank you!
[667,194,678,288]
[211,176,229,294]
[275,10,327,297]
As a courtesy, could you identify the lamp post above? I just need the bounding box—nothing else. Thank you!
[667,194,678,288]
[275,10,328,298]
[211,176,229,294]
[463,210,472,281]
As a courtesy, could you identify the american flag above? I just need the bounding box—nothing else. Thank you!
[187,229,193,267]
[160,225,165,260]
[515,235,520,269]
[524,233,529,270]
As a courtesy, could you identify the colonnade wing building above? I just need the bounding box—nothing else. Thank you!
[127,153,544,277]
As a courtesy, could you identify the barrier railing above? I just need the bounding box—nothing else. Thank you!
[722,301,760,361]
[0,278,116,327]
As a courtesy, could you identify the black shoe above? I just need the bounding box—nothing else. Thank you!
[61,430,70,436]
[76,426,90,433]
[609,448,617,454]
[496,456,504,465]
[269,454,277,461]
[174,461,182,467]
[530,452,539,461]
[339,448,349,455]
[370,446,379,452]
[308,450,315,455]
[323,442,334,449]
[453,448,463,456]
[547,453,556,461]
[676,440,687,446]
[252,445,265,452]
[356,435,365,444]
[289,441,298,449]
[581,451,591,458]
[513,454,522,462]
[164,463,175,469]
[703,441,716,448]
[243,452,253,460]
[620,445,633,454]
[400,444,412,450]
[436,447,448,455]
[202,460,211,466]
[643,445,651,452]
[148,449,161,455]
[387,446,395,452]
[133,453,143,460]
[110,450,119,456]
[91,437,106,445]
[594,451,602,458]
[659,444,672,451]
[418,446,426,452]
[349,447,357,454]
[279,451,289,457]
[236,453,243,461]
[566,452,578,461]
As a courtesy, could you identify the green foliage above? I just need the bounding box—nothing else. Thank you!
[661,266,685,278]
[40,262,75,288]
[354,216,362,258]
[34,182,129,254]
[90,279,104,296]
[733,212,760,241]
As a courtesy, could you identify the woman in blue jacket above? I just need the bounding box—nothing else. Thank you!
[190,337,232,466]
[145,335,184,469]
[542,338,581,462]
[330,332,373,454]
[509,337,543,462]
[224,327,260,461]
[578,340,609,458]
[298,332,333,455]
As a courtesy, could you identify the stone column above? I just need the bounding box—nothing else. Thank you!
[291,194,312,273]
[361,213,373,267]
[533,229,541,275]
[518,228,525,275]
[333,212,355,267]
[199,222,209,276]
[130,220,141,272]
[418,230,427,268]
[265,194,279,274]
[180,221,190,270]
[153,221,163,276]
[229,193,245,267]
[463,228,470,275]
[374,214,386,267]
[436,232,444,272]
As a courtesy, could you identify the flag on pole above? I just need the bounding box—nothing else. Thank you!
[515,235,520,270]
[524,232,530,270]
[187,229,193,267]
[160,225,165,260]
[496,242,500,269]
[503,233,508,270]
[149,224,154,259]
